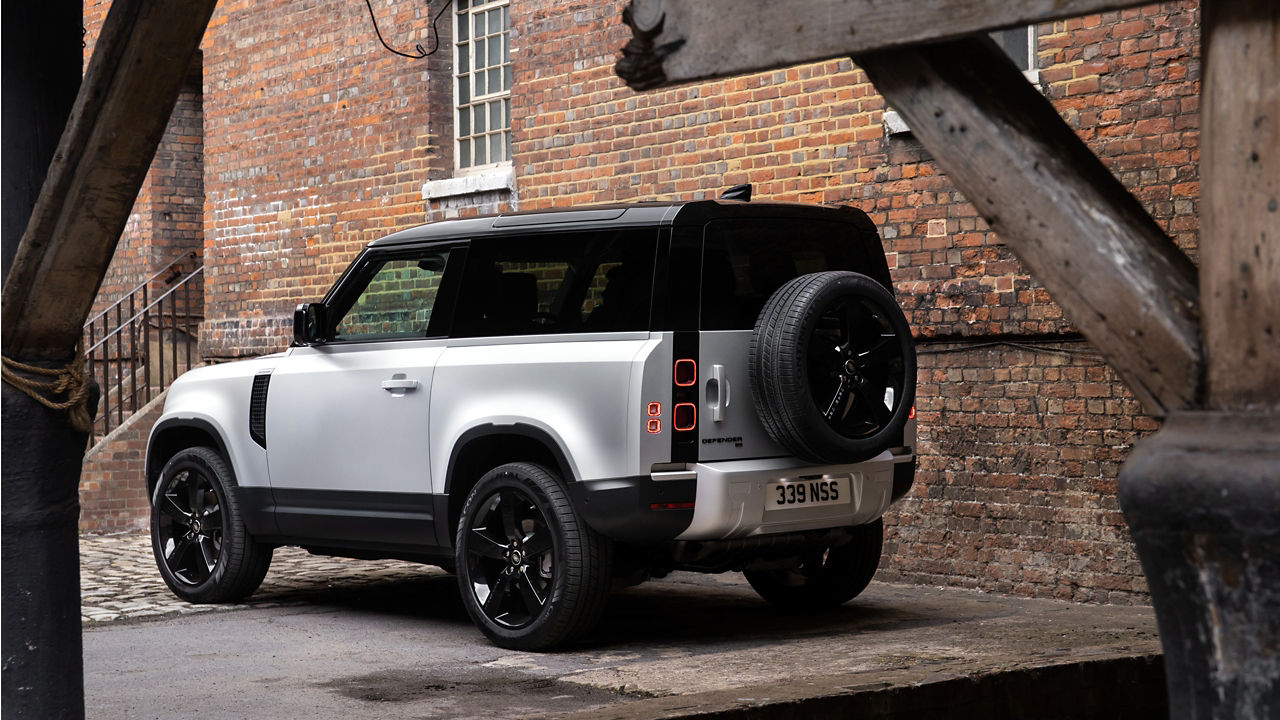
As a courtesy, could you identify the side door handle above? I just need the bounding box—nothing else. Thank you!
[381,374,419,396]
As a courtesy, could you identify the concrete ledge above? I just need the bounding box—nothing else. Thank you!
[550,654,1166,719]
[421,165,514,201]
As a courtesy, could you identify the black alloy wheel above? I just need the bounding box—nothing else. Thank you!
[456,462,612,650]
[808,295,907,440]
[464,486,557,629]
[150,447,272,603]
[155,463,225,586]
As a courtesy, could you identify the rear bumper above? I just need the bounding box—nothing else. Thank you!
[570,450,915,545]
[568,475,697,544]
[677,450,913,541]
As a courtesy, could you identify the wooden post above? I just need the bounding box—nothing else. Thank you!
[0,1,216,716]
[616,0,1152,90]
[1200,1,1280,410]
[1119,2,1280,717]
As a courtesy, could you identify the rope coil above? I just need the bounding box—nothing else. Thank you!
[1,349,93,432]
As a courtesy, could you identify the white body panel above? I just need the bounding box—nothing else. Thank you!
[151,359,278,489]
[430,333,661,490]
[265,340,444,494]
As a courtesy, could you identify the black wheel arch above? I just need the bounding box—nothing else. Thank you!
[146,418,236,501]
[441,424,577,547]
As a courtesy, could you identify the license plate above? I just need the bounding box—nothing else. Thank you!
[765,477,850,510]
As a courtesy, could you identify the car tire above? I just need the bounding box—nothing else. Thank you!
[743,519,883,609]
[455,462,612,650]
[150,447,273,603]
[750,271,916,464]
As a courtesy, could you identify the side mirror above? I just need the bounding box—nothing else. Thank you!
[293,303,327,346]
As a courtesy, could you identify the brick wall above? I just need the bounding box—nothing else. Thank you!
[880,343,1155,603]
[199,0,456,359]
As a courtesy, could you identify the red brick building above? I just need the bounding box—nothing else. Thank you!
[81,0,1202,604]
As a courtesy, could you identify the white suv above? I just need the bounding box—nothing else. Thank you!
[146,192,917,649]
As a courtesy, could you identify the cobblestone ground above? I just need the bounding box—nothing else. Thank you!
[80,533,439,623]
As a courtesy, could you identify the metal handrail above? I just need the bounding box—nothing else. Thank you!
[83,259,204,445]
[84,251,199,328]
[85,267,204,355]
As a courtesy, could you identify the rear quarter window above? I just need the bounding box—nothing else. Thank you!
[452,229,659,337]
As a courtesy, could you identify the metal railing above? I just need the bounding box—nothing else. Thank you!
[84,253,203,445]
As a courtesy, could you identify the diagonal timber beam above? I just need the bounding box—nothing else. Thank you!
[616,0,1151,90]
[857,38,1201,416]
[1,0,218,360]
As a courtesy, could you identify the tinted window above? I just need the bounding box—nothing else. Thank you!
[453,229,658,337]
[332,251,450,341]
[701,219,870,330]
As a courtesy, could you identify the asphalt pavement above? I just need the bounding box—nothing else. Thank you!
[80,533,1165,719]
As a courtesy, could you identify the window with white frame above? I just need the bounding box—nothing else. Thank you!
[455,0,511,170]
[991,25,1039,80]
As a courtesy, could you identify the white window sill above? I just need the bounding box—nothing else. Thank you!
[421,165,515,201]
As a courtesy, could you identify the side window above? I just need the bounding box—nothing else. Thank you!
[332,252,450,342]
[701,219,867,330]
[453,230,658,337]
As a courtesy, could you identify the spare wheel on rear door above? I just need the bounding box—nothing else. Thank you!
[749,271,916,464]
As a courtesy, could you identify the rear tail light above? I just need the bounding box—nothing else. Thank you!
[673,359,696,386]
[650,501,696,510]
[909,405,916,420]
[673,402,697,431]
[646,402,662,433]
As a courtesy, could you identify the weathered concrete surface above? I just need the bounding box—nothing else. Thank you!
[83,542,1162,719]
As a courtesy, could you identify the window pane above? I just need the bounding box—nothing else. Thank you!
[334,254,450,341]
[459,139,471,168]
[489,100,502,131]
[474,105,486,133]
[457,14,468,41]
[700,219,868,330]
[475,69,487,96]
[459,108,471,137]
[502,5,509,30]
[503,38,509,64]
[488,68,500,93]
[457,0,468,10]
[505,131,512,162]
[457,42,469,73]
[474,139,487,165]
[488,8,502,35]
[992,27,1031,71]
[487,36,500,66]
[489,133,502,163]
[453,231,659,337]
[474,12,485,37]
[475,38,486,70]
[503,65,512,91]
[457,76,470,105]
[504,98,511,128]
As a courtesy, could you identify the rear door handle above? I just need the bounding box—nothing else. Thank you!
[707,364,730,422]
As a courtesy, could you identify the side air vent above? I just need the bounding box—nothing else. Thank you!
[249,372,271,448]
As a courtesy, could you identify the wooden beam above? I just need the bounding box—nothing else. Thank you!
[857,38,1202,416]
[1,0,217,360]
[617,0,1150,90]
[1200,1,1280,410]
